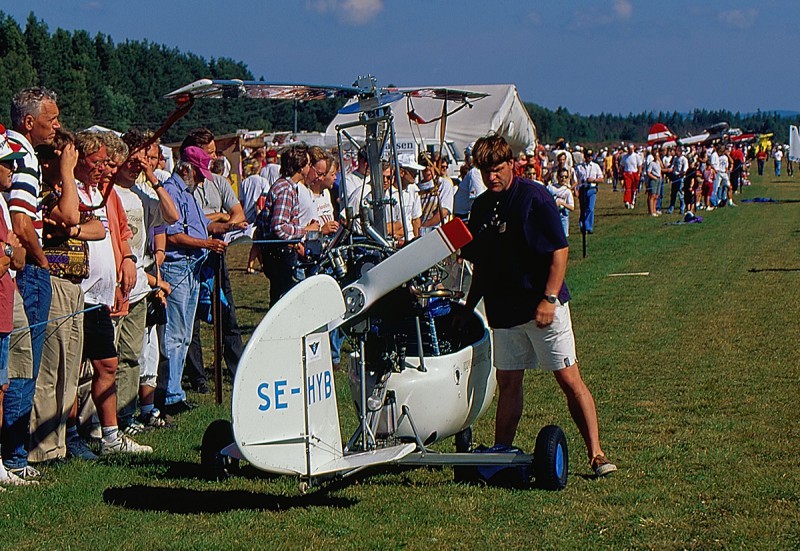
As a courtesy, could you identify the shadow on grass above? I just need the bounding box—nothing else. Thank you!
[748,267,800,273]
[103,485,356,514]
[236,304,269,314]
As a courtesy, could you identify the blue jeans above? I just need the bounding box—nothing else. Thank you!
[0,332,9,386]
[775,160,781,177]
[655,179,665,212]
[2,264,52,469]
[579,185,597,233]
[158,257,202,406]
[330,328,345,366]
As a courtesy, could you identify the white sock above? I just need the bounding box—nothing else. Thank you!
[101,426,119,443]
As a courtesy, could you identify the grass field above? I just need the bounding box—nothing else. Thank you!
[1,169,798,550]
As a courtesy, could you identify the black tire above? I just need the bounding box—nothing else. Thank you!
[201,419,239,480]
[533,425,568,490]
[454,427,473,453]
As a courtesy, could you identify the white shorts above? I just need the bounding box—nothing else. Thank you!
[492,302,577,372]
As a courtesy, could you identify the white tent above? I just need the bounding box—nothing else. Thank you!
[325,84,537,156]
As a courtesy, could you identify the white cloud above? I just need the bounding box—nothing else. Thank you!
[613,0,633,20]
[572,0,633,29]
[719,9,757,29]
[305,0,384,25]
[527,11,542,25]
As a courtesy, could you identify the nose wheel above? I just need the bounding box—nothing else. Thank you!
[201,419,240,480]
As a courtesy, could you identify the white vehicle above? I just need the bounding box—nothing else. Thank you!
[164,77,567,491]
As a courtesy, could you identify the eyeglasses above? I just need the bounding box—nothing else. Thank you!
[80,156,109,168]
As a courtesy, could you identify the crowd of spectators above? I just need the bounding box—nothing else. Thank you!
[0,85,786,487]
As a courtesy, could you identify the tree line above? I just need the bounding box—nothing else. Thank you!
[1,11,795,145]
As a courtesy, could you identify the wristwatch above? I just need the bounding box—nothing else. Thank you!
[544,294,558,304]
[152,182,164,191]
[2,242,12,258]
[123,253,138,264]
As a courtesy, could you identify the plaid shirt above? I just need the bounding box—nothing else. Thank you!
[262,177,304,240]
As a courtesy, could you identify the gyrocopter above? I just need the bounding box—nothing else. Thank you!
[163,75,569,491]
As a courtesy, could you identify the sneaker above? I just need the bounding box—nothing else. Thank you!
[100,434,153,455]
[624,202,631,209]
[8,465,41,482]
[122,419,149,436]
[591,454,617,477]
[66,436,98,460]
[137,408,174,429]
[729,200,736,207]
[706,206,714,211]
[0,463,38,486]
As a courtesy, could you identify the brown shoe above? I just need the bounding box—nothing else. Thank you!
[591,454,617,477]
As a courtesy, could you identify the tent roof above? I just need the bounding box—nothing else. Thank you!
[326,84,537,155]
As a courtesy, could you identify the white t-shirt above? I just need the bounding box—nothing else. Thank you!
[115,184,162,303]
[621,152,642,172]
[709,151,721,171]
[312,189,335,224]
[774,150,784,161]
[239,174,270,223]
[78,183,116,307]
[546,183,574,214]
[296,182,317,228]
[453,167,486,215]
[259,163,281,186]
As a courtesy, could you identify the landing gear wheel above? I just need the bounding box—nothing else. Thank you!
[454,427,473,453]
[201,419,239,480]
[533,425,568,490]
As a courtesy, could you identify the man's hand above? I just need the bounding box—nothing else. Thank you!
[6,231,22,251]
[305,220,321,233]
[321,220,340,235]
[205,239,228,254]
[119,257,137,296]
[59,142,79,174]
[156,278,171,296]
[535,300,556,328]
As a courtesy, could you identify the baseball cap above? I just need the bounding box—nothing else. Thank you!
[266,148,278,159]
[0,124,25,163]
[181,146,214,181]
[398,153,425,171]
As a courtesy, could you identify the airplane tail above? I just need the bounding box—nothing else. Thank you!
[648,123,677,147]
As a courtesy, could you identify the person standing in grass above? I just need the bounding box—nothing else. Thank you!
[0,125,29,485]
[460,135,617,478]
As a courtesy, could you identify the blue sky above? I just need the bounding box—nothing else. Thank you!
[3,1,798,115]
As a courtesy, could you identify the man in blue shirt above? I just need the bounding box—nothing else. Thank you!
[156,146,227,415]
[460,135,617,477]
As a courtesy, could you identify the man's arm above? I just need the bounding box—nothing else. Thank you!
[11,213,47,268]
[535,247,568,327]
[3,231,26,271]
[49,143,80,226]
[166,232,227,254]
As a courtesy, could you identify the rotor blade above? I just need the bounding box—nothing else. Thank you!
[390,87,490,103]
[164,79,360,102]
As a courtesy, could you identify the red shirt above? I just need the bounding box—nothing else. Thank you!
[0,204,15,333]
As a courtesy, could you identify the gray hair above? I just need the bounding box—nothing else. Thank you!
[10,87,58,129]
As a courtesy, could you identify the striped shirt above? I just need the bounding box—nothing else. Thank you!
[4,129,43,243]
